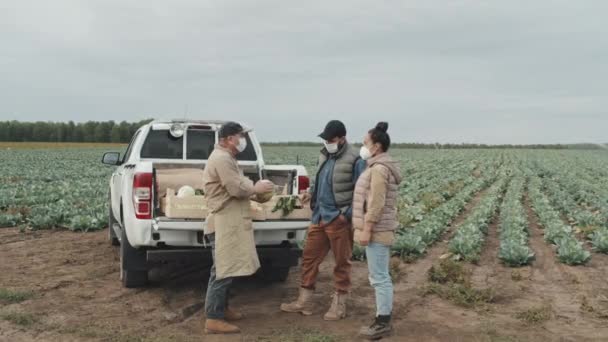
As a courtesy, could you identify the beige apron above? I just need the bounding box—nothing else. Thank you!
[209,198,260,280]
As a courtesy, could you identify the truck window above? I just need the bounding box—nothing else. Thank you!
[122,130,140,163]
[187,129,215,159]
[140,130,183,159]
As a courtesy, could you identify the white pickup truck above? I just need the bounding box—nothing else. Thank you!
[102,120,311,288]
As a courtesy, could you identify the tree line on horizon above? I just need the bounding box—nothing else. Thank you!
[0,120,604,150]
[0,120,153,144]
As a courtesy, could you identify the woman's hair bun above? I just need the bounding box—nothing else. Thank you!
[375,122,389,133]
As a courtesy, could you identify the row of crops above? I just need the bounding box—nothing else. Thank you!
[0,148,114,231]
[497,173,535,266]
[358,150,608,267]
[448,169,509,262]
[392,163,500,259]
[528,174,590,265]
[1,146,608,268]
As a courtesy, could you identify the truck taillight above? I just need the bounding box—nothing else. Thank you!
[133,172,153,219]
[298,175,310,194]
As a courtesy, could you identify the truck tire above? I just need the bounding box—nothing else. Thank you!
[108,193,120,246]
[120,224,149,288]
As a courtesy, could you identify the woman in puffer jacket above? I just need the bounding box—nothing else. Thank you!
[352,122,403,340]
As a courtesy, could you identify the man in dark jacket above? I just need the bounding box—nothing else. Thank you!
[281,120,366,321]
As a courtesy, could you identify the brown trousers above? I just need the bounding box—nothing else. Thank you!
[300,215,354,294]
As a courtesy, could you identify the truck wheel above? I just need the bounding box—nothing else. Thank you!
[260,264,291,282]
[120,225,149,288]
[108,194,120,246]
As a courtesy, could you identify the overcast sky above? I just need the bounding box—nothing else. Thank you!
[0,1,606,144]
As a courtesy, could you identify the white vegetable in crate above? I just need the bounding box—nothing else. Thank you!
[177,185,196,197]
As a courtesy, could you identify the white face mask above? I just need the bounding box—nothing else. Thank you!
[324,141,339,154]
[236,137,247,153]
[359,146,373,160]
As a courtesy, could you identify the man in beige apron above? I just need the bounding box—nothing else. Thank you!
[202,121,274,335]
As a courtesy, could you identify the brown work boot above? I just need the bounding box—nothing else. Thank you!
[204,319,240,334]
[224,306,243,321]
[280,287,314,316]
[323,292,347,321]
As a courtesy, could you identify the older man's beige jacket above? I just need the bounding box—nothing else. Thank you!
[202,144,255,235]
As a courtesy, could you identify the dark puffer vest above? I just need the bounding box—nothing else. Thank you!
[311,142,360,213]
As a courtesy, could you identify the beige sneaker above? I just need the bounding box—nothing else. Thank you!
[323,292,347,321]
[204,319,240,334]
[280,288,314,316]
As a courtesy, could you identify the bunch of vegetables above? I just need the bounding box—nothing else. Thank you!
[272,196,299,216]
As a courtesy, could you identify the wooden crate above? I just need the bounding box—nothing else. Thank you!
[161,188,208,219]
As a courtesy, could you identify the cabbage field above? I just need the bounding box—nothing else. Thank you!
[1,144,608,267]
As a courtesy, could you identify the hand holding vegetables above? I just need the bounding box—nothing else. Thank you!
[254,180,274,194]
[300,192,312,204]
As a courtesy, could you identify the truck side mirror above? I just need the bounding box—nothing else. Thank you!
[102,152,121,165]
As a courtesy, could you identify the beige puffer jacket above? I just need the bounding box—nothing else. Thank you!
[352,152,402,238]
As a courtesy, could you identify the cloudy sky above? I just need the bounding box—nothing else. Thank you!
[1,1,606,144]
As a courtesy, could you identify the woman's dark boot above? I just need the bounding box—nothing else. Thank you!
[359,315,392,340]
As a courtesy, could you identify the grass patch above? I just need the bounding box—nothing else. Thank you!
[57,325,105,339]
[581,296,595,314]
[56,324,157,342]
[423,283,496,308]
[480,320,521,342]
[257,327,340,342]
[428,259,470,285]
[1,311,39,327]
[425,260,496,308]
[579,296,608,320]
[510,270,523,282]
[515,305,552,325]
[0,288,34,304]
[401,254,418,263]
[577,225,599,238]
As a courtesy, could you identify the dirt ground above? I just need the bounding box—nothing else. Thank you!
[2,198,608,342]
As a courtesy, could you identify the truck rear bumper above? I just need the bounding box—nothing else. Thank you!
[146,245,302,268]
[150,218,310,247]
